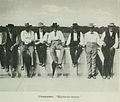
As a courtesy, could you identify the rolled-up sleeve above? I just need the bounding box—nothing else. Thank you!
[113,33,119,48]
[79,32,84,46]
[59,31,65,43]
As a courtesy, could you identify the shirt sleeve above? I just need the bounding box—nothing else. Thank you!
[43,33,49,42]
[60,31,65,43]
[96,33,103,47]
[31,31,35,41]
[113,33,119,48]
[66,33,71,46]
[79,32,84,46]
[84,33,87,46]
[34,33,38,41]
[21,31,25,42]
[48,32,51,44]
[101,32,106,41]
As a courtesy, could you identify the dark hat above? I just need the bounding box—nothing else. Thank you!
[89,23,95,28]
[108,23,115,27]
[6,24,14,28]
[72,23,79,29]
[38,22,45,28]
[51,23,59,28]
[25,23,31,27]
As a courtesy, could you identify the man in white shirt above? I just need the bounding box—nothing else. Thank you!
[34,22,48,68]
[66,23,84,67]
[101,23,119,79]
[21,23,35,77]
[85,23,102,79]
[48,23,65,76]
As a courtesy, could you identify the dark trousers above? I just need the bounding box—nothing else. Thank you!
[101,46,115,77]
[70,45,82,64]
[0,46,5,68]
[36,44,47,64]
[5,46,11,69]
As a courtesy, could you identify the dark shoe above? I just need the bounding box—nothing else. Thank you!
[39,63,43,66]
[21,66,24,70]
[42,63,46,67]
[57,73,62,77]
[18,73,21,78]
[12,73,16,78]
[92,76,96,79]
[57,64,62,69]
[1,66,5,69]
[5,68,9,72]
[38,73,41,76]
[107,76,111,79]
[88,75,92,79]
[102,76,106,79]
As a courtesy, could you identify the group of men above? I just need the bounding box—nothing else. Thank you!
[0,22,119,79]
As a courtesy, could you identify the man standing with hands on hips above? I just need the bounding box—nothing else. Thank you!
[101,23,118,79]
[85,23,102,79]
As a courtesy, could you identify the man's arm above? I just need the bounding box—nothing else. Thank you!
[100,32,106,47]
[66,33,71,46]
[112,33,119,49]
[79,32,84,46]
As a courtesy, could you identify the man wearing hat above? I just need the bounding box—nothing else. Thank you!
[85,23,102,79]
[48,23,65,76]
[66,23,84,67]
[20,23,35,77]
[6,24,21,77]
[101,23,118,79]
[34,22,49,68]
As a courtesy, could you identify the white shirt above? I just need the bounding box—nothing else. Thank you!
[84,31,103,46]
[101,31,119,48]
[48,30,65,44]
[21,30,35,45]
[34,32,49,44]
[0,32,3,44]
[66,32,84,46]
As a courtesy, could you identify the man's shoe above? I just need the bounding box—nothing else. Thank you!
[42,63,46,67]
[92,76,96,79]
[5,68,9,72]
[1,66,5,69]
[57,64,62,69]
[102,76,106,79]
[21,66,24,70]
[107,76,111,79]
[88,75,92,79]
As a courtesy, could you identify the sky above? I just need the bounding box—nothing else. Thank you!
[0,0,120,27]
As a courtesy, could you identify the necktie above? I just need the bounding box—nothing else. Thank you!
[55,31,57,37]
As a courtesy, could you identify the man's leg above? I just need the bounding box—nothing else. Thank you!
[50,43,58,76]
[101,46,110,78]
[70,46,76,65]
[5,47,11,72]
[42,44,47,65]
[0,46,5,69]
[36,45,43,64]
[74,46,82,64]
[108,48,115,77]
[91,47,97,78]
[57,45,65,65]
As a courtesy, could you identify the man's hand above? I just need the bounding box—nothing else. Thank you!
[78,44,82,48]
[10,45,15,51]
[110,47,114,51]
[102,42,106,47]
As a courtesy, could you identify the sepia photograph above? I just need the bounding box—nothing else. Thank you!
[0,0,120,102]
